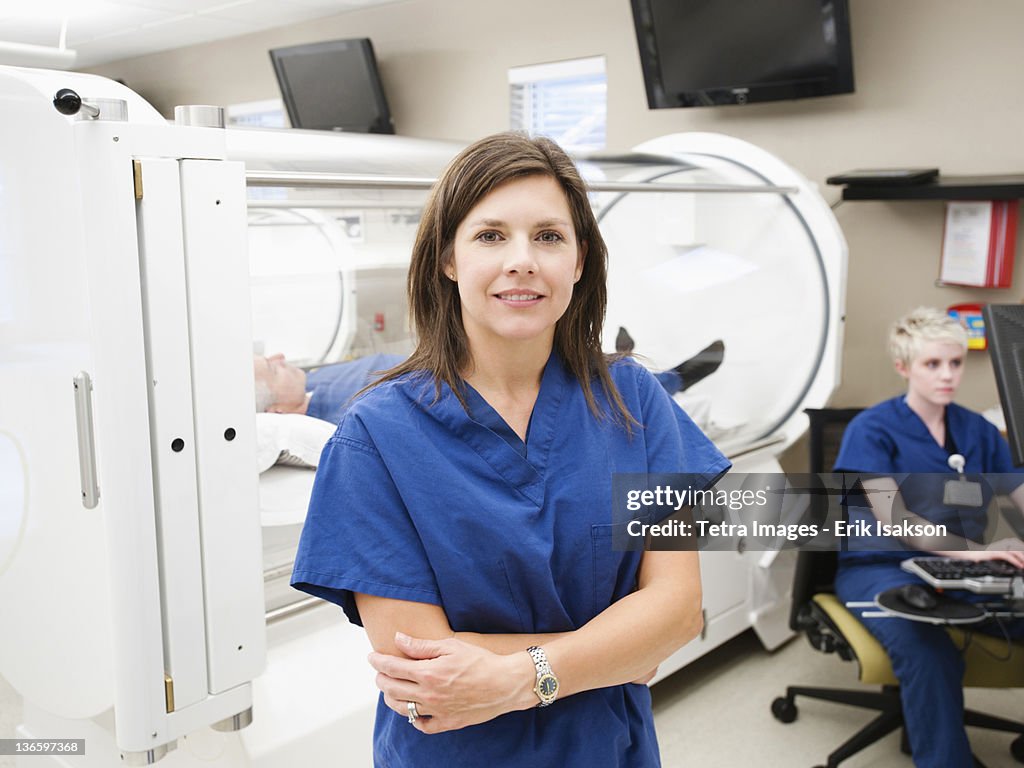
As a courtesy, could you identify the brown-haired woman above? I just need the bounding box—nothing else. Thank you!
[292,132,730,767]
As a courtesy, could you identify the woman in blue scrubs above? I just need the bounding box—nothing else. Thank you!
[834,306,1024,768]
[291,133,729,767]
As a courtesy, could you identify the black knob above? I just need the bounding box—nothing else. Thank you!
[53,88,84,115]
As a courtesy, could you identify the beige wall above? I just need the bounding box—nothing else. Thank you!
[86,0,1024,418]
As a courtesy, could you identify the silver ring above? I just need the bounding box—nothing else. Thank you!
[406,700,420,724]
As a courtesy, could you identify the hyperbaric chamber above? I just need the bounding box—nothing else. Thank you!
[236,128,844,456]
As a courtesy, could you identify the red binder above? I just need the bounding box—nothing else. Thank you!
[939,200,1018,288]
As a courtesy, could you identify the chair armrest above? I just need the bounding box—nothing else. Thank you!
[811,594,899,686]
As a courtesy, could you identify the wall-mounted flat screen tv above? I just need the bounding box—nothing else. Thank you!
[269,38,394,133]
[631,0,854,108]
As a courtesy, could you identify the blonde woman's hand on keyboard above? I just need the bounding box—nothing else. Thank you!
[947,539,1024,568]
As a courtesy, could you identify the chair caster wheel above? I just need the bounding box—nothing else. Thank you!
[771,696,797,723]
[1011,733,1024,763]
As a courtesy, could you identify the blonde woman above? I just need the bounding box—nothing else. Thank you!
[835,306,1024,768]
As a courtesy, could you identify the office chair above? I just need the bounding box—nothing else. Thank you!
[771,408,1024,768]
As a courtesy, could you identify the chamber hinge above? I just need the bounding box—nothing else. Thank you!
[164,673,174,713]
[133,159,143,199]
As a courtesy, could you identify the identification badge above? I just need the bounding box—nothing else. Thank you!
[943,478,983,508]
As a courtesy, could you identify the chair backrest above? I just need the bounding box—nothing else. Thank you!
[805,407,864,474]
[789,408,863,632]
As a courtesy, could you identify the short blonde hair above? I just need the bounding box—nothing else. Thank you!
[888,306,968,366]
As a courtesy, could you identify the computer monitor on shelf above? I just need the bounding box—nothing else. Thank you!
[983,303,1024,465]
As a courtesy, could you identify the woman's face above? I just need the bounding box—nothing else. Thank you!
[896,340,965,408]
[450,174,584,355]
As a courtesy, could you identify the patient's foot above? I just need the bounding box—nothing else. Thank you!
[674,340,724,391]
[616,326,636,353]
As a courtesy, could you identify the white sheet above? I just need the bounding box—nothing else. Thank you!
[260,465,317,527]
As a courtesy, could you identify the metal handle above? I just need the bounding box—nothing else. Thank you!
[73,372,100,509]
[53,88,98,118]
[244,170,798,195]
[265,595,323,625]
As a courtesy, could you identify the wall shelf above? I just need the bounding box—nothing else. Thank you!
[832,174,1024,201]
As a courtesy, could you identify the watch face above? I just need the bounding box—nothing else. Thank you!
[537,673,559,701]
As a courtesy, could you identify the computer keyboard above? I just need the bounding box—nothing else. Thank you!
[901,557,1024,594]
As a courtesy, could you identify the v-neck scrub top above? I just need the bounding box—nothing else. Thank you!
[834,397,1024,561]
[292,353,730,767]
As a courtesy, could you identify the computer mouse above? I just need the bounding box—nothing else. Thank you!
[899,583,938,611]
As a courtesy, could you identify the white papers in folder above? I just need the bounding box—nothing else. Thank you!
[940,201,993,286]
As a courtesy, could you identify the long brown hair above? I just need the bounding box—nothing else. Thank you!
[374,132,634,428]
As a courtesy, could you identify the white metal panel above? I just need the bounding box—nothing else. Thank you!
[699,551,748,620]
[179,159,267,693]
[72,117,169,753]
[0,66,117,720]
[136,157,208,711]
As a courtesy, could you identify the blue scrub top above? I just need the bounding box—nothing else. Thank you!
[833,397,1024,561]
[292,353,730,767]
[306,353,405,425]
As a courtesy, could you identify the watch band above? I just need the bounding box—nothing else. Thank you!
[527,646,559,707]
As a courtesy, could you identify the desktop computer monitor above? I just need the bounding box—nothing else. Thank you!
[983,303,1024,466]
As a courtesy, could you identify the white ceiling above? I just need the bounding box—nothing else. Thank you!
[0,0,399,68]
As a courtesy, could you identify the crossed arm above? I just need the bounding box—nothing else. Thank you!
[860,476,1024,566]
[355,547,702,734]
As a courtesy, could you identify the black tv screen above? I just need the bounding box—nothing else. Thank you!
[631,0,854,108]
[269,38,394,133]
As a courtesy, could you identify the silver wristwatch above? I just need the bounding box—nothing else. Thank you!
[526,646,559,707]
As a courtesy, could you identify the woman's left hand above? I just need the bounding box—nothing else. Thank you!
[369,632,534,734]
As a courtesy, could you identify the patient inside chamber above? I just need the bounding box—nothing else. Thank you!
[255,343,722,422]
[614,327,724,396]
[254,352,405,427]
[251,344,724,474]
